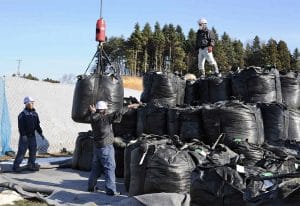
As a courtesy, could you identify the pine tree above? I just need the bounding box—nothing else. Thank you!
[262,38,281,69]
[127,23,143,75]
[184,29,197,73]
[246,36,263,67]
[212,28,228,73]
[291,48,300,70]
[219,32,233,72]
[232,40,245,69]
[277,40,291,70]
[141,23,152,73]
[152,22,165,71]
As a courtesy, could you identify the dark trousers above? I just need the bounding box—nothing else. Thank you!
[88,144,117,193]
[13,135,37,169]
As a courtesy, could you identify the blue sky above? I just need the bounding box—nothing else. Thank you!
[0,0,299,79]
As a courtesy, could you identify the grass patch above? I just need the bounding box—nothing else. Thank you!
[122,76,143,91]
[4,199,47,206]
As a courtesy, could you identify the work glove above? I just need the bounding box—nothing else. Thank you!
[208,46,213,53]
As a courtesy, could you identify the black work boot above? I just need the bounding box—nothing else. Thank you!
[198,70,205,78]
[106,190,121,196]
[27,163,40,171]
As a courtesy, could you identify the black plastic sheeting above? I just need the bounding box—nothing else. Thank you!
[259,103,289,143]
[72,73,124,123]
[244,174,300,205]
[136,103,168,136]
[72,131,94,171]
[188,142,239,168]
[231,67,282,103]
[202,101,265,146]
[190,166,245,206]
[143,144,195,194]
[225,139,264,166]
[167,106,204,142]
[140,72,186,106]
[280,71,300,110]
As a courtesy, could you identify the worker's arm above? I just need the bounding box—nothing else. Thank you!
[108,103,140,124]
[35,113,44,138]
[18,112,26,137]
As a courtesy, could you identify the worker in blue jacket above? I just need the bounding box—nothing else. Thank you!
[12,96,44,172]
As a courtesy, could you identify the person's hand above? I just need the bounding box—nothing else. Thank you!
[89,105,96,113]
[128,103,140,109]
[208,46,213,53]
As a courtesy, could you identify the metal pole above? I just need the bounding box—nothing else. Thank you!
[100,0,103,18]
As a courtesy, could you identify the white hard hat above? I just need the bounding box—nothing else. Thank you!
[198,18,208,24]
[96,101,108,110]
[24,96,35,104]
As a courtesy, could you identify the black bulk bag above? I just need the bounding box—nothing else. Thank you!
[280,71,300,110]
[72,73,124,123]
[184,79,200,105]
[113,108,137,138]
[124,140,140,192]
[197,76,231,104]
[174,75,186,105]
[113,137,127,178]
[190,166,245,206]
[202,101,265,146]
[201,104,221,144]
[140,72,154,103]
[140,72,185,106]
[124,134,170,192]
[72,131,94,171]
[143,144,195,194]
[167,106,204,141]
[259,103,289,143]
[129,135,171,196]
[136,103,168,136]
[288,108,300,142]
[231,67,282,103]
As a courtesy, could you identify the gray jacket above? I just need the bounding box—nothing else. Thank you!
[196,29,216,50]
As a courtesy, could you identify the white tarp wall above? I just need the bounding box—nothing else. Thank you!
[5,77,91,153]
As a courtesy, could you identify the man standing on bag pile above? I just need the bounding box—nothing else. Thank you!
[196,18,220,77]
[87,100,139,195]
[12,96,44,172]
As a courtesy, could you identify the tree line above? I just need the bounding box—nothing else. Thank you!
[103,22,300,75]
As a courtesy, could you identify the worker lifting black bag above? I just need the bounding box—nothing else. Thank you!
[71,70,124,123]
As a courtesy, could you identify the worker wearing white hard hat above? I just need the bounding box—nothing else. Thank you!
[87,100,140,195]
[196,18,220,77]
[13,96,44,172]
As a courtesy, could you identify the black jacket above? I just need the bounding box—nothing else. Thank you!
[196,29,216,50]
[18,108,43,137]
[90,107,128,148]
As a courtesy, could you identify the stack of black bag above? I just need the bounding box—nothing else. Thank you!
[71,68,300,205]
